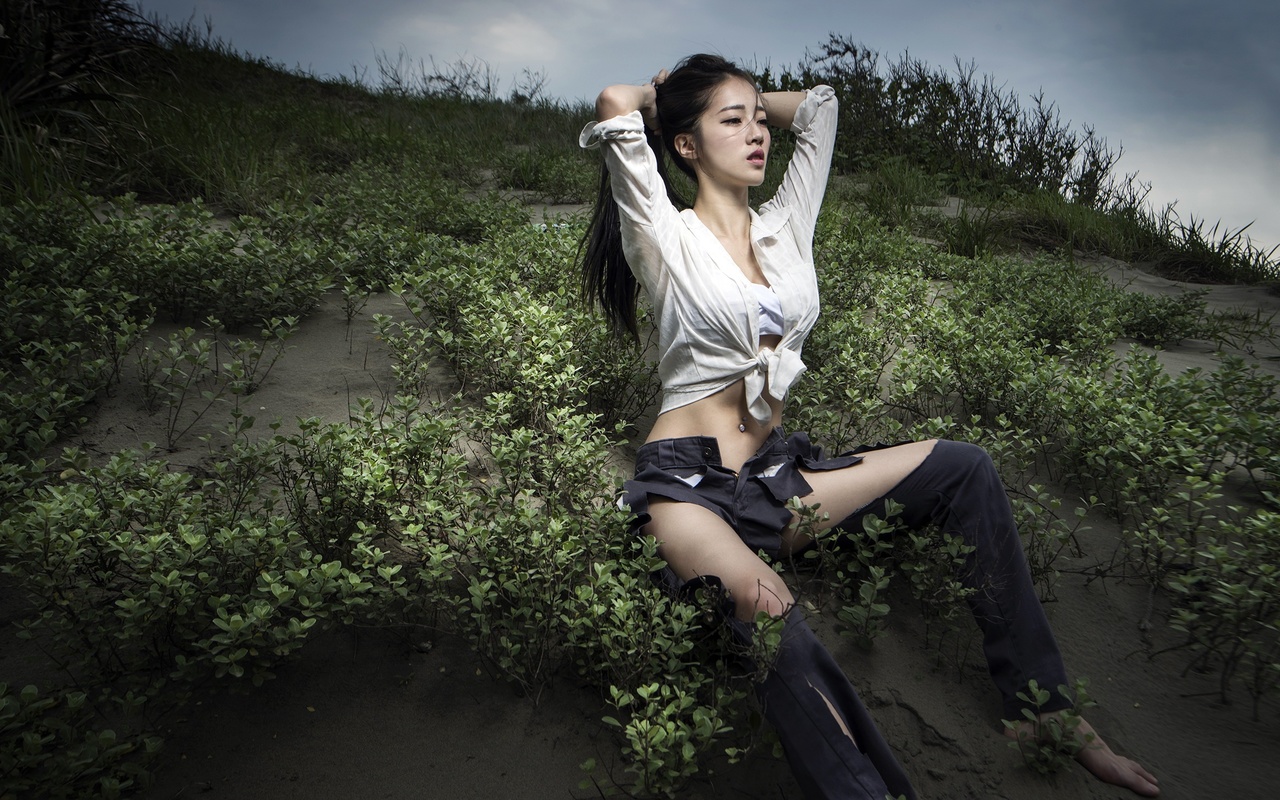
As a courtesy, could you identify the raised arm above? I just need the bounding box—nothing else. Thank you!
[595,69,667,129]
[580,72,683,292]
[759,86,839,252]
[596,83,655,122]
[759,91,808,131]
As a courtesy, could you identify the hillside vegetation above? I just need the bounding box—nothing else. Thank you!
[2,5,1278,797]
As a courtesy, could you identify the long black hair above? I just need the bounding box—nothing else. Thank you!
[579,54,758,339]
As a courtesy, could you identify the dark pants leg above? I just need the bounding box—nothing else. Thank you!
[727,609,917,800]
[834,439,1071,719]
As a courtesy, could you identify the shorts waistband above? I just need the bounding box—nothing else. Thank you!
[635,427,789,472]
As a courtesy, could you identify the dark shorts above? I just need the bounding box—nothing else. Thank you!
[622,427,896,559]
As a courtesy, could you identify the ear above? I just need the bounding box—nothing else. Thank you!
[674,132,697,160]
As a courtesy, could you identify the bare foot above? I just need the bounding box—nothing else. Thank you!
[1071,717,1160,797]
[1004,714,1160,797]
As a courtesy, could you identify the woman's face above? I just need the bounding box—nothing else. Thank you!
[680,77,770,189]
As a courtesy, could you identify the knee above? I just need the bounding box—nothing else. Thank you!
[728,572,794,622]
[934,440,999,482]
[938,439,990,464]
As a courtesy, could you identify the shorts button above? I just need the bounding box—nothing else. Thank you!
[702,446,713,459]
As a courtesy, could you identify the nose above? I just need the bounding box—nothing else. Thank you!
[748,120,765,143]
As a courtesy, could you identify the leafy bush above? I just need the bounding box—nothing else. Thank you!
[0,198,146,502]
[3,448,321,688]
[1167,509,1280,719]
[0,682,160,800]
[495,145,595,204]
[314,160,529,244]
[847,157,943,230]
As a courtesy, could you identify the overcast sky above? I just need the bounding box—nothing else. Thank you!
[135,0,1279,252]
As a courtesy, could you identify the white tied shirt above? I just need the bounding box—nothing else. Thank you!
[578,85,838,426]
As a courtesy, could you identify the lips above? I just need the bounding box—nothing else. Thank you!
[747,148,765,165]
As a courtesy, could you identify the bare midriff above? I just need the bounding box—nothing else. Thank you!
[645,334,784,473]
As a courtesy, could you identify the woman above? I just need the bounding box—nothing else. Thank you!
[578,54,1159,799]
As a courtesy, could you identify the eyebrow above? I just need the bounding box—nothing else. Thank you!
[717,103,767,113]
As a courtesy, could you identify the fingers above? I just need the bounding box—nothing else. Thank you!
[642,73,666,134]
[1076,741,1160,797]
[1124,758,1161,795]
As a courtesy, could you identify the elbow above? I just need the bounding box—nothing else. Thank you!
[595,85,633,121]
[812,85,838,110]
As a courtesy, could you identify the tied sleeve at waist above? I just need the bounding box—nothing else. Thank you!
[742,347,806,426]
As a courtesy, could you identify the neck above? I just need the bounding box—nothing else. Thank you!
[692,183,752,239]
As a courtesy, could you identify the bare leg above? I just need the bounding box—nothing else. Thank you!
[643,498,914,797]
[781,439,939,554]
[794,439,1160,796]
[646,498,794,621]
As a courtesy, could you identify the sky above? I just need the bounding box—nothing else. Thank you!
[134,0,1279,252]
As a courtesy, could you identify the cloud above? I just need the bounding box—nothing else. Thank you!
[483,11,561,64]
[1130,126,1280,248]
[1071,0,1280,127]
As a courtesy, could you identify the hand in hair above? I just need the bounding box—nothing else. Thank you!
[643,68,669,134]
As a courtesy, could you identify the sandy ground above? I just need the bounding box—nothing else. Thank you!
[5,210,1280,799]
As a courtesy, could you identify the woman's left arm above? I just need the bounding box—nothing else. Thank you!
[759,87,838,249]
[760,92,807,131]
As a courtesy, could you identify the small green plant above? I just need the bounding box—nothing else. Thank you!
[1165,508,1280,718]
[496,145,594,204]
[603,681,738,797]
[821,500,901,650]
[837,565,892,649]
[1114,288,1208,345]
[896,529,977,651]
[1002,678,1097,777]
[136,316,295,449]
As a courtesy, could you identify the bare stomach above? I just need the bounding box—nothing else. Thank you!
[645,336,785,473]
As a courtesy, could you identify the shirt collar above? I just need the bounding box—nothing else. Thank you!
[680,206,793,249]
[750,206,792,239]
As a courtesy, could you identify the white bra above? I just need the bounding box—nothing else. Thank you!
[751,283,784,337]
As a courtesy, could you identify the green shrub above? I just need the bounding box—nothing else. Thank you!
[850,157,944,230]
[0,436,432,694]
[0,682,161,800]
[1167,509,1280,717]
[495,145,595,204]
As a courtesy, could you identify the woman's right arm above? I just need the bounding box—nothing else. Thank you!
[596,69,666,130]
[580,78,680,286]
[595,83,657,128]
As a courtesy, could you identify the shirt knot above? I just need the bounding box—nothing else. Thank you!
[743,347,806,426]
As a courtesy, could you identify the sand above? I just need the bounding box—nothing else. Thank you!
[5,204,1279,799]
